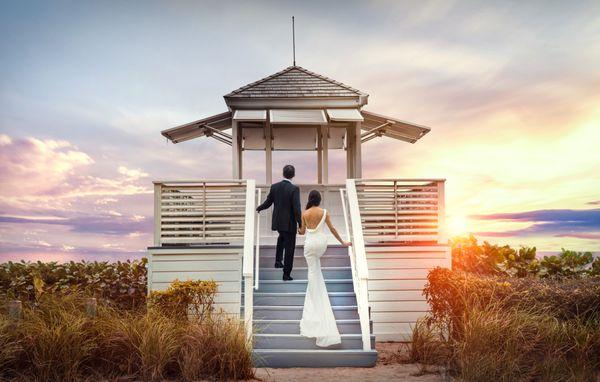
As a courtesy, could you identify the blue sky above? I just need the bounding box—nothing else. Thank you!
[1,0,599,261]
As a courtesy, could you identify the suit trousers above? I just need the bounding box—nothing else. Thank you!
[276,230,296,276]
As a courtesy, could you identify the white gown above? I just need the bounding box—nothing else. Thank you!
[299,209,342,347]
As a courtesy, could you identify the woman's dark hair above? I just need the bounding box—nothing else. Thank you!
[306,190,321,210]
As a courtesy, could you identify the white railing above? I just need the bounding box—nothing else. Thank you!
[341,179,371,351]
[254,188,262,290]
[353,179,446,244]
[242,180,256,340]
[153,180,248,245]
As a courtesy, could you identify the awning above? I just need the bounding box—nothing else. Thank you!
[326,108,364,122]
[233,109,266,121]
[270,109,327,125]
[360,110,430,144]
[161,111,232,143]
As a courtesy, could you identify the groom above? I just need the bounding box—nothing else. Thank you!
[256,164,302,281]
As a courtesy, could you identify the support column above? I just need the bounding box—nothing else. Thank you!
[265,117,272,185]
[322,124,329,184]
[232,120,242,179]
[346,125,355,179]
[317,126,323,184]
[354,121,362,179]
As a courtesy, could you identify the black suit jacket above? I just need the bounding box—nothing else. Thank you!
[256,180,302,233]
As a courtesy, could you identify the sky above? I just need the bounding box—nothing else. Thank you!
[0,0,599,262]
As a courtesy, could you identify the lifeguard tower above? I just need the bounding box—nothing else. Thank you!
[148,66,451,367]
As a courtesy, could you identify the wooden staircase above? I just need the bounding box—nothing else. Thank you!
[241,245,377,368]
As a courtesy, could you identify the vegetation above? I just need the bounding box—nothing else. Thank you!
[452,234,599,278]
[0,277,253,381]
[411,267,600,381]
[0,259,147,310]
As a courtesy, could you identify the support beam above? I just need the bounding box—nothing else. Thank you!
[322,124,329,184]
[317,125,323,184]
[355,121,362,178]
[346,125,355,178]
[232,120,241,179]
[265,117,272,184]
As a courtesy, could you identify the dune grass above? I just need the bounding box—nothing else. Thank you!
[0,292,254,381]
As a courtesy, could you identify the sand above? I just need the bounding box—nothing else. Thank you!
[252,342,446,382]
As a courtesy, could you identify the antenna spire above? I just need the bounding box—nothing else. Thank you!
[292,16,296,66]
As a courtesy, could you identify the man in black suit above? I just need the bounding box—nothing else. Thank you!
[256,165,302,281]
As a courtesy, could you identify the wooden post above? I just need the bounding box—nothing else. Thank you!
[232,120,241,179]
[265,117,272,185]
[84,298,97,318]
[437,180,447,244]
[354,121,362,178]
[317,125,323,184]
[153,183,161,246]
[322,124,329,184]
[8,300,22,321]
[346,126,355,178]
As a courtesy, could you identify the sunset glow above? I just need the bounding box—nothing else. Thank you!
[1,1,599,261]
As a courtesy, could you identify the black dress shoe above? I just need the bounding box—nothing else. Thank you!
[274,262,284,268]
[283,275,293,281]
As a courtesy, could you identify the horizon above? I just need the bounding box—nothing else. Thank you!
[1,0,599,262]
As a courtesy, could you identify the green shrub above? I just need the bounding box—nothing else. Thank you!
[0,259,147,310]
[148,279,217,321]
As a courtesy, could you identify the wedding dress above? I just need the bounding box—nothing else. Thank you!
[299,209,341,347]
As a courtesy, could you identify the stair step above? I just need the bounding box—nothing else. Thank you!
[253,319,372,334]
[242,305,359,320]
[259,267,352,280]
[255,279,354,293]
[259,245,349,257]
[253,349,378,368]
[254,333,376,350]
[245,292,357,306]
[259,254,350,267]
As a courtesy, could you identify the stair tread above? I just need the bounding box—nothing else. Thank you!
[255,333,374,338]
[253,319,367,323]
[248,292,355,296]
[254,349,377,354]
[246,305,358,310]
[257,279,352,283]
[261,266,351,270]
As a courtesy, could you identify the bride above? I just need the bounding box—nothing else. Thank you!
[298,190,352,347]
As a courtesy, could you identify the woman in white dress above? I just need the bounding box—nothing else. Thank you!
[298,190,352,347]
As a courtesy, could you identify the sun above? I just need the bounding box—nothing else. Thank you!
[447,215,469,237]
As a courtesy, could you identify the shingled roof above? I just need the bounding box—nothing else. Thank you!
[224,66,367,99]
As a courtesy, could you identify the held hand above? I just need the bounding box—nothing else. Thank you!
[342,241,352,247]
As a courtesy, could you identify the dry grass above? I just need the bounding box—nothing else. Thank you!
[0,294,254,381]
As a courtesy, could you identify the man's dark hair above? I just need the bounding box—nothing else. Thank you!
[283,165,295,179]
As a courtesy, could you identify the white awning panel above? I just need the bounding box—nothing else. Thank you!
[233,109,267,121]
[242,127,265,150]
[272,127,316,150]
[326,108,364,122]
[328,127,346,149]
[360,110,430,144]
[270,109,327,125]
[161,111,232,143]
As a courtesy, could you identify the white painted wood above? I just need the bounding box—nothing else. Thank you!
[322,124,329,184]
[147,247,243,317]
[265,118,272,184]
[154,184,161,246]
[354,121,362,178]
[326,108,364,122]
[233,109,267,121]
[232,120,240,178]
[269,109,327,125]
[317,125,323,183]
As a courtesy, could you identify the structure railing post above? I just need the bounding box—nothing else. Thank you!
[437,180,446,244]
[242,179,256,340]
[153,182,162,246]
[345,179,371,351]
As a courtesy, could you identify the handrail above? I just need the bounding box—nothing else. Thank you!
[254,188,262,290]
[242,179,256,340]
[341,179,371,351]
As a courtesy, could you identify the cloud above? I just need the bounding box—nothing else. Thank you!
[117,166,149,180]
[472,208,600,239]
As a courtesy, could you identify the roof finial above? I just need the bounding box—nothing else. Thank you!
[292,16,296,66]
